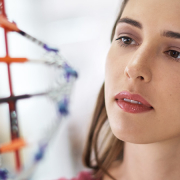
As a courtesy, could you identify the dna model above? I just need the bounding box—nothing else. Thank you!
[0,0,78,179]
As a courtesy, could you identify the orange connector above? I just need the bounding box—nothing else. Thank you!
[0,57,28,63]
[0,138,27,153]
[0,15,19,32]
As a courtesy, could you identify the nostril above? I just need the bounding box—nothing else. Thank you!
[139,76,144,80]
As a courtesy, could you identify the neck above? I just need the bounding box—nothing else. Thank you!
[119,137,180,180]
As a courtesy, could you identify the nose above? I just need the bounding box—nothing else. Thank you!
[124,46,153,83]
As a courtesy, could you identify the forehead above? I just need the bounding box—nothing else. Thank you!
[121,0,180,29]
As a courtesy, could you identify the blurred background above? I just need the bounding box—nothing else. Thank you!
[0,0,122,179]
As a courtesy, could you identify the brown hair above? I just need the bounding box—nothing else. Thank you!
[83,1,129,180]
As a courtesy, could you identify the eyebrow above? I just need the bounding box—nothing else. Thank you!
[118,17,180,40]
[162,31,180,39]
[118,17,142,29]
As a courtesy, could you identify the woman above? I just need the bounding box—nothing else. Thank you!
[61,0,180,179]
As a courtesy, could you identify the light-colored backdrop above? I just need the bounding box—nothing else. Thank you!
[0,0,122,179]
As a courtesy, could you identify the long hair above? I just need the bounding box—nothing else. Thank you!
[82,1,129,179]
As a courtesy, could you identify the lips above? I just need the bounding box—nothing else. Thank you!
[115,91,153,113]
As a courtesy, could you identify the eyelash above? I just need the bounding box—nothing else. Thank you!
[115,36,180,61]
[116,36,138,47]
[165,50,180,61]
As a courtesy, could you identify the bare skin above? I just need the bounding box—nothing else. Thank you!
[104,0,180,179]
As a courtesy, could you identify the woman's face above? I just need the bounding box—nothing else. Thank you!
[105,0,180,144]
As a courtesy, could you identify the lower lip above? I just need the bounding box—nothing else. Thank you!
[116,100,153,113]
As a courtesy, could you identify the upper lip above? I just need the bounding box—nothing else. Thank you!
[115,91,153,108]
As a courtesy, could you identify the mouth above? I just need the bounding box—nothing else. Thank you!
[115,91,153,113]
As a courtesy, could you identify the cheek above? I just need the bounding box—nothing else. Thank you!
[105,45,127,90]
[153,62,180,109]
[105,47,122,107]
[105,44,131,120]
[154,71,180,123]
[155,67,180,139]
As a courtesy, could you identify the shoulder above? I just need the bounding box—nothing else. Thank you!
[58,171,101,180]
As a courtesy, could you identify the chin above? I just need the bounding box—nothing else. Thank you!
[109,122,160,144]
[107,107,160,144]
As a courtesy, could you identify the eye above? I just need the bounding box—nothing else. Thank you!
[166,50,180,60]
[116,36,137,47]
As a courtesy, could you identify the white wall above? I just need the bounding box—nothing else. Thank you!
[0,0,122,179]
